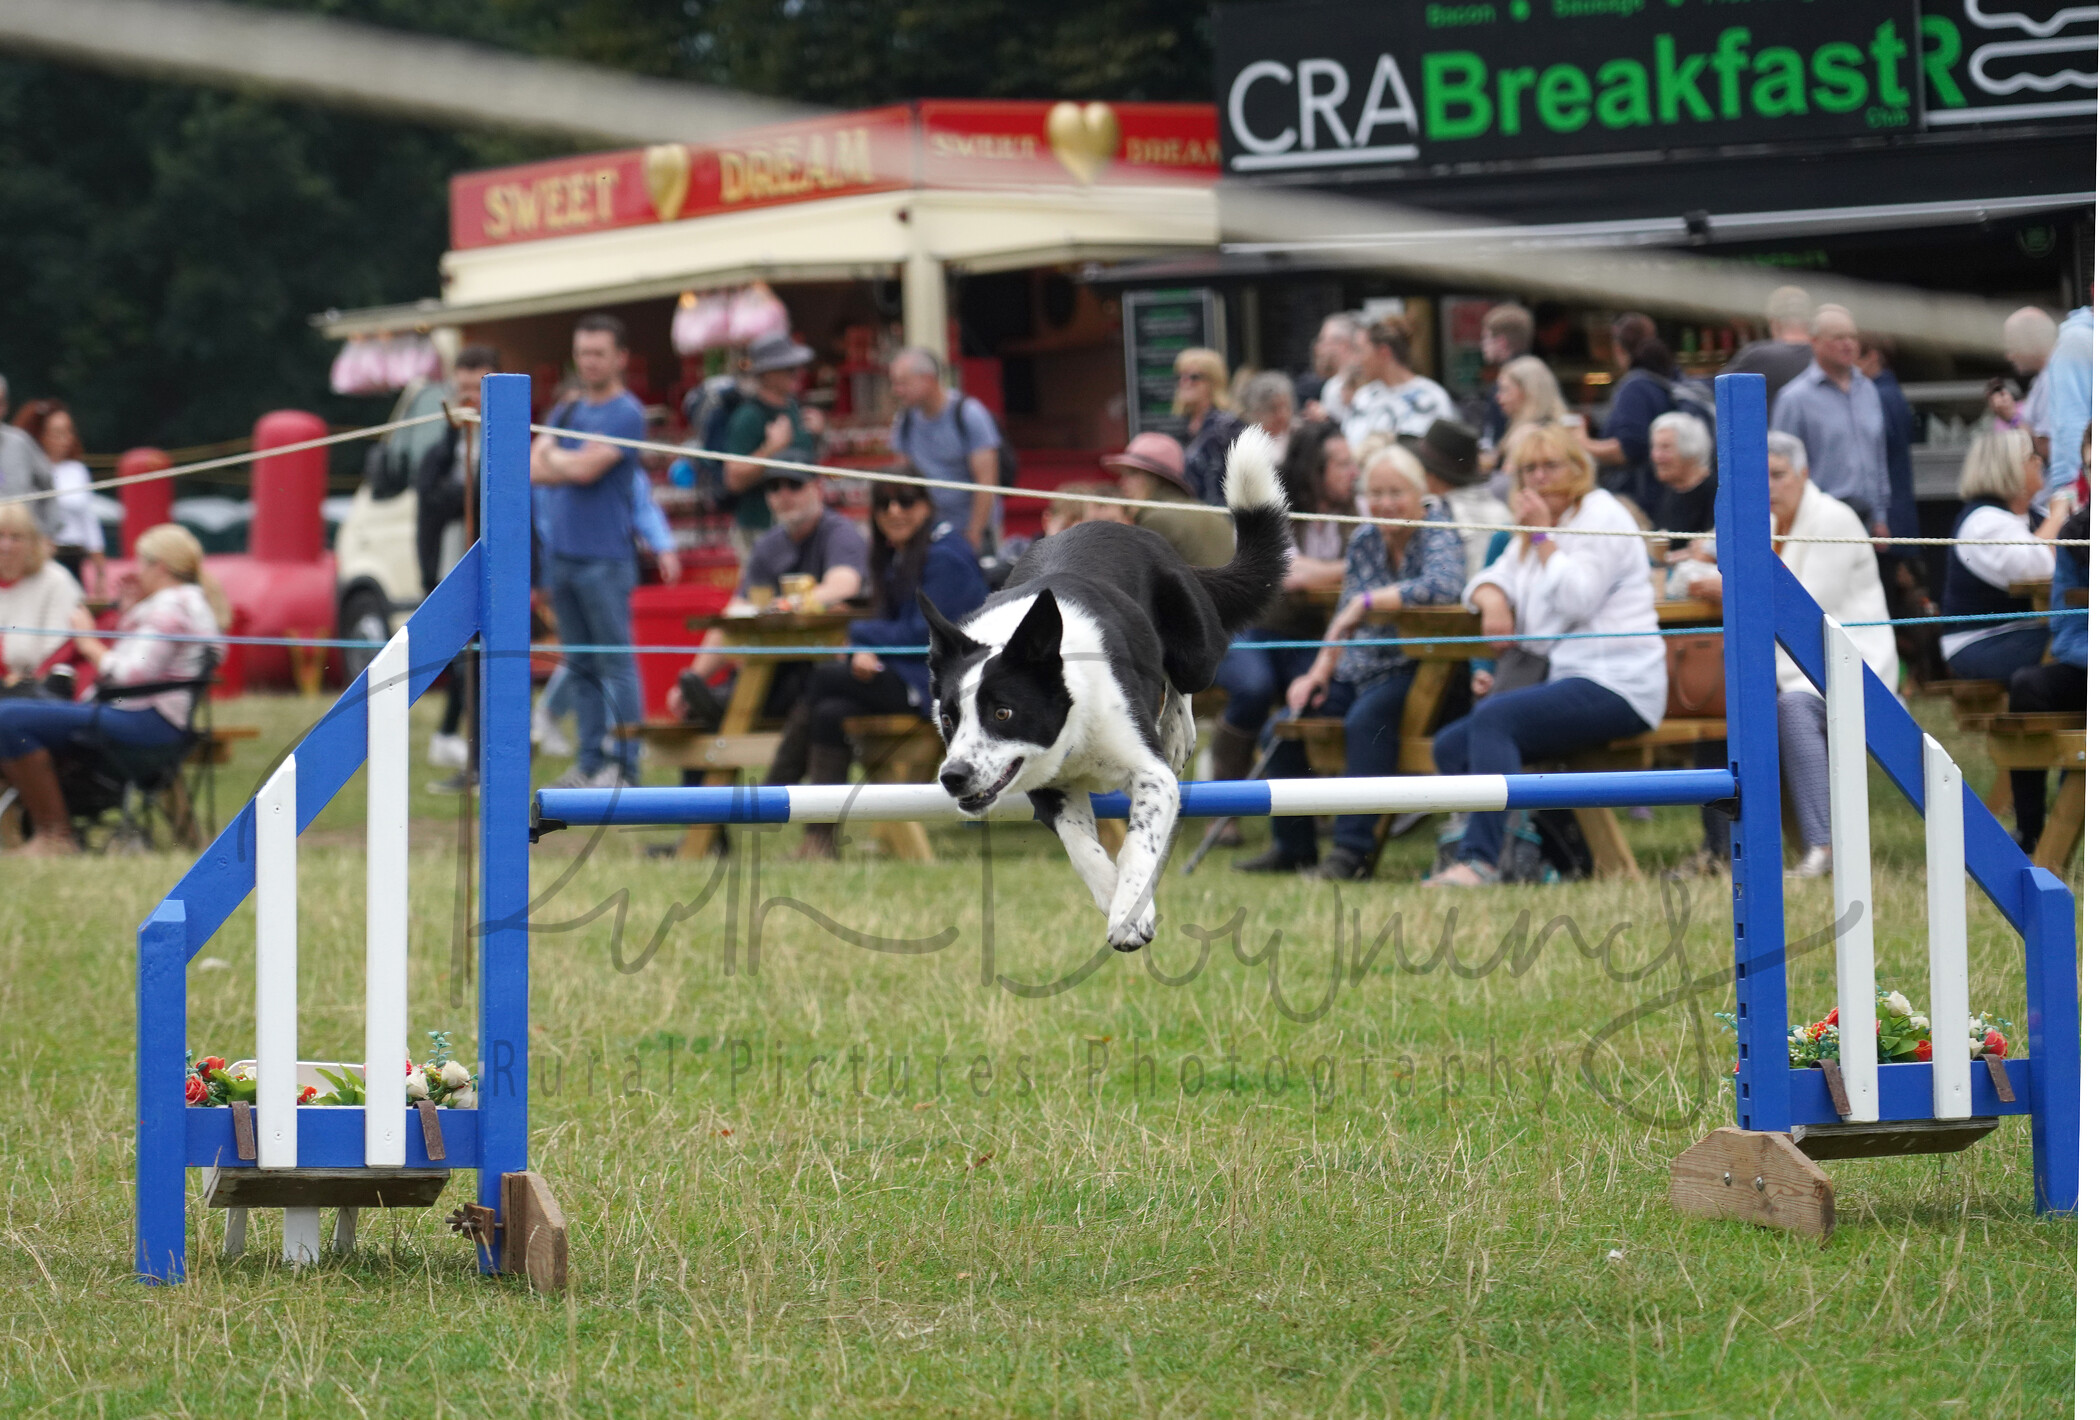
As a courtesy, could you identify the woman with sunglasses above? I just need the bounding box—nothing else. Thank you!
[1174,347,1244,506]
[773,478,986,859]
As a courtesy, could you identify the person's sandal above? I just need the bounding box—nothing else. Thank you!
[1425,860,1495,887]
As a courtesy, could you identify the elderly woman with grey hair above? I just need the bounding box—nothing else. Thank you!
[1938,427,2067,684]
[1685,430,1896,878]
[1238,371,1296,444]
[1647,411,1717,550]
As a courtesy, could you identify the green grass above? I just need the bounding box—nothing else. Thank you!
[0,694,2075,1416]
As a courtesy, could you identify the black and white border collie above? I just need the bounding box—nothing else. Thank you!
[921,429,1291,950]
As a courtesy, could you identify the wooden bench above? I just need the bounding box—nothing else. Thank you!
[192,724,259,766]
[631,721,784,858]
[1985,711,2087,877]
[1556,719,1732,881]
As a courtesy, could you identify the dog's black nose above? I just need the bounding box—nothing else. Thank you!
[939,768,970,797]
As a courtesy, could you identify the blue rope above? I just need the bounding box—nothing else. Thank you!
[5,607,2086,655]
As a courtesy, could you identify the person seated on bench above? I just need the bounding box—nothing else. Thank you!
[770,479,986,860]
[0,524,225,857]
[1236,445,1463,880]
[2008,492,2089,853]
[1686,432,1897,879]
[1427,424,1664,887]
[1939,427,2067,684]
[0,502,82,697]
[1209,422,1356,821]
[665,466,867,733]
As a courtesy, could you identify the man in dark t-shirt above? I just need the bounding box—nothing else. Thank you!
[1721,285,1814,418]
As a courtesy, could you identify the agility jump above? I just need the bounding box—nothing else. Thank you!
[134,371,2076,1285]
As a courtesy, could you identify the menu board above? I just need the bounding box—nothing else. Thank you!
[1123,288,1224,439]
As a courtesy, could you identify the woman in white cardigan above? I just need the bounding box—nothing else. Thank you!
[1687,431,1896,879]
[1430,423,1665,885]
[0,502,82,690]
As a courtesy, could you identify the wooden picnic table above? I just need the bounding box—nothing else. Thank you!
[659,609,861,858]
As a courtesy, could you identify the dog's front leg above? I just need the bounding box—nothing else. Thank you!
[1105,760,1179,951]
[1028,789,1118,917]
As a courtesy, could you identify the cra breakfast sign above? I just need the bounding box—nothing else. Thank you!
[1213,0,1957,175]
[450,101,1219,251]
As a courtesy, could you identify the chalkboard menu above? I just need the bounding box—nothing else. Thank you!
[1123,288,1224,439]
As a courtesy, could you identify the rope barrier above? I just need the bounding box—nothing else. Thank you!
[489,411,2097,550]
[8,608,2083,656]
[0,411,454,507]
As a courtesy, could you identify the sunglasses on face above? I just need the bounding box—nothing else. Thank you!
[763,478,804,496]
[874,491,925,512]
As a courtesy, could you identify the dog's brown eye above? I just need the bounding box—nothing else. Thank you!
[994,707,1012,722]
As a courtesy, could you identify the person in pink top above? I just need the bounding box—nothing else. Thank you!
[0,523,224,855]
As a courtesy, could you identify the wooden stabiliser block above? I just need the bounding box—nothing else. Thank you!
[203,1167,450,1210]
[501,1171,568,1294]
[1668,1128,1834,1241]
[1791,1117,1997,1160]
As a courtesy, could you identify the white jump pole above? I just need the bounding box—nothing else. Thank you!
[1921,735,1971,1121]
[1824,616,1879,1122]
[254,755,299,1170]
[364,630,410,1168]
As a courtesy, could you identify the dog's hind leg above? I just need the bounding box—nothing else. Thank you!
[1029,788,1119,918]
[1156,692,1197,775]
[1105,759,1179,951]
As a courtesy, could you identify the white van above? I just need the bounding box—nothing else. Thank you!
[334,381,459,680]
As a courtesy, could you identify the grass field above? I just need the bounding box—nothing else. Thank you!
[0,693,2076,1416]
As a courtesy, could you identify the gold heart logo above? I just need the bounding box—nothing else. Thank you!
[642,144,690,222]
[1046,102,1119,185]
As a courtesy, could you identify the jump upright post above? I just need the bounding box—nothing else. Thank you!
[135,373,565,1290]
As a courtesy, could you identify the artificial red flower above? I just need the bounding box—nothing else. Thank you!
[1807,1021,1827,1040]
[199,1056,226,1074]
[185,1075,209,1104]
[1914,1040,1933,1062]
[1985,1029,2008,1057]
[1824,1008,1840,1026]
[298,1085,318,1104]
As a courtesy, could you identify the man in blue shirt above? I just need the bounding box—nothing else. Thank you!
[530,313,648,789]
[2038,304,2093,497]
[1773,304,1889,537]
[889,347,1002,552]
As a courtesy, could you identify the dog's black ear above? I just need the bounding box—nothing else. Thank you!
[1008,590,1063,667]
[920,590,980,666]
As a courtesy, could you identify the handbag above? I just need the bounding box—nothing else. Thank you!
[1665,632,1728,718]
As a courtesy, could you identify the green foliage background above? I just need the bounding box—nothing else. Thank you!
[0,0,1215,452]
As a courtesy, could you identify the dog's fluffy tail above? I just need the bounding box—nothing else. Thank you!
[1194,427,1292,634]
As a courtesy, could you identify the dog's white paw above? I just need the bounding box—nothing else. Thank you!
[1107,900,1156,952]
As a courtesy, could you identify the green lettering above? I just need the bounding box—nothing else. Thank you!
[1751,47,1808,117]
[1712,27,1752,121]
[1811,42,1867,112]
[1656,36,1713,123]
[1424,51,1493,139]
[1919,15,1967,108]
[1870,20,1910,108]
[1536,63,1592,133]
[1498,65,1538,135]
[1595,58,1652,128]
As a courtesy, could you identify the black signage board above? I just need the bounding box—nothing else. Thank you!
[1216,0,1944,178]
[1123,288,1223,438]
[1919,0,2099,130]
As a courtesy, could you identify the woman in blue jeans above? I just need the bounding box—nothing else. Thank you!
[0,523,224,855]
[1429,425,1665,886]
[1236,446,1464,878]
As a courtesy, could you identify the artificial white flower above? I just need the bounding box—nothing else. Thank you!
[1885,990,1913,1016]
[447,1087,476,1110]
[405,1072,430,1100]
[1909,1013,1930,1031]
[1971,1038,1986,1059]
[440,1061,472,1090]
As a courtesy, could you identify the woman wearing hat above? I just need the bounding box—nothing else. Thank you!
[1414,417,1510,580]
[1101,432,1235,570]
[0,523,226,855]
